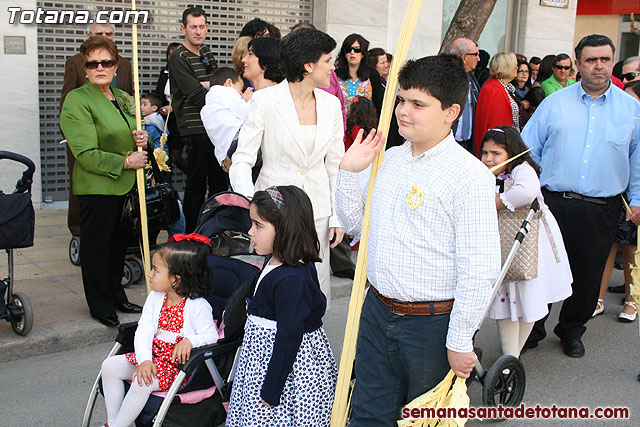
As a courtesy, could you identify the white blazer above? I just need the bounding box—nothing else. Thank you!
[229,80,345,225]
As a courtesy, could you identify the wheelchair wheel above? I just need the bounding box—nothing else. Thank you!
[121,261,133,287]
[129,257,143,283]
[10,292,33,336]
[481,355,525,407]
[69,235,81,266]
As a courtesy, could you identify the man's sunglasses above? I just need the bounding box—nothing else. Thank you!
[345,46,363,54]
[622,71,639,81]
[463,51,480,57]
[85,60,116,70]
[554,65,572,70]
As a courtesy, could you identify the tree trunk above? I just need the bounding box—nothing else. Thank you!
[439,0,498,54]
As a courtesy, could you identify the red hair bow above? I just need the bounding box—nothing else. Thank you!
[168,233,211,245]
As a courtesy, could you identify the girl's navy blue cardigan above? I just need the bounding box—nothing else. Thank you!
[246,261,326,406]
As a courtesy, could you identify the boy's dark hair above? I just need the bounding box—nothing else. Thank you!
[346,97,378,134]
[480,125,541,176]
[522,86,545,109]
[335,34,371,81]
[398,55,468,115]
[280,28,336,82]
[239,18,281,40]
[575,34,615,62]
[248,37,286,83]
[182,7,207,26]
[251,186,321,266]
[142,92,163,110]
[154,240,212,299]
[529,56,541,65]
[210,66,242,87]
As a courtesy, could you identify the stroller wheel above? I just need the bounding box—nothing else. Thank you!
[129,257,143,283]
[10,292,33,336]
[69,236,81,266]
[121,261,133,287]
[481,355,525,408]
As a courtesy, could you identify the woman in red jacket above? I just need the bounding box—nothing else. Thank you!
[474,52,519,156]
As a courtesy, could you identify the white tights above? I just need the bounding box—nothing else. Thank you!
[496,318,534,358]
[101,355,160,427]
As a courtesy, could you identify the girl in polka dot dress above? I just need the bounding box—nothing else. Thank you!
[100,236,219,427]
[226,186,338,427]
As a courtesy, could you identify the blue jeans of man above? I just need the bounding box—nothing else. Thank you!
[349,290,452,426]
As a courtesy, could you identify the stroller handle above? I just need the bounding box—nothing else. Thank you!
[0,150,36,193]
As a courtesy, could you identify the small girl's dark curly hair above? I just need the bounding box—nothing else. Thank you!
[480,125,541,176]
[346,96,378,135]
[153,240,212,299]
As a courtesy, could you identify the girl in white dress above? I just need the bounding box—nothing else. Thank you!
[480,126,573,357]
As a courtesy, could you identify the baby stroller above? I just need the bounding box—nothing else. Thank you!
[0,150,36,336]
[470,198,541,407]
[82,191,261,427]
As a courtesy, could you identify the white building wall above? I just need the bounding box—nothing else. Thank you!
[316,0,443,60]
[0,0,42,207]
[517,0,577,59]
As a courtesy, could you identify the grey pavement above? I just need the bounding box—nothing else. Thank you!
[1,208,639,425]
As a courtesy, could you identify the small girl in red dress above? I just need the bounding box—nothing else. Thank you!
[100,235,219,427]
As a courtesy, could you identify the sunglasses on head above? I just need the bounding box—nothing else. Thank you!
[85,60,116,70]
[622,71,639,81]
[554,65,572,70]
[345,46,363,54]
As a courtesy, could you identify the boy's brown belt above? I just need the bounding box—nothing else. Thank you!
[371,286,454,316]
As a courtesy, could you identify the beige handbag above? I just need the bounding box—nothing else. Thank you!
[498,179,541,281]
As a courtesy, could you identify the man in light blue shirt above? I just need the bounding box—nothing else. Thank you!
[522,34,640,358]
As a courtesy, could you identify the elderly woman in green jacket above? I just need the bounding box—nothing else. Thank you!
[60,37,148,327]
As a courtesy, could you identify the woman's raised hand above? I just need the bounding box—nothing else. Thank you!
[339,128,384,173]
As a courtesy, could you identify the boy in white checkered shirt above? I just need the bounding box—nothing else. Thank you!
[336,55,501,426]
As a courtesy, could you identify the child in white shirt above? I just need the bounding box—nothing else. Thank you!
[200,67,252,167]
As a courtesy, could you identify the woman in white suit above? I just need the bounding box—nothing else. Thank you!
[230,28,345,304]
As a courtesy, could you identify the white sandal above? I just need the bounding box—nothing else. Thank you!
[618,300,637,323]
[592,299,604,317]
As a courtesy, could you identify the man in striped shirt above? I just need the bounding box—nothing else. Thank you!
[169,6,228,232]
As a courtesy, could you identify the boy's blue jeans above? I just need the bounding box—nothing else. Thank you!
[349,290,451,426]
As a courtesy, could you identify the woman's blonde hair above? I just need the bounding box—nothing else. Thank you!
[489,52,517,80]
[232,36,253,74]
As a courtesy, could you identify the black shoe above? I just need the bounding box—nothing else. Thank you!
[520,340,538,354]
[562,338,585,358]
[116,302,143,314]
[97,313,120,327]
[333,267,355,279]
[608,284,626,294]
